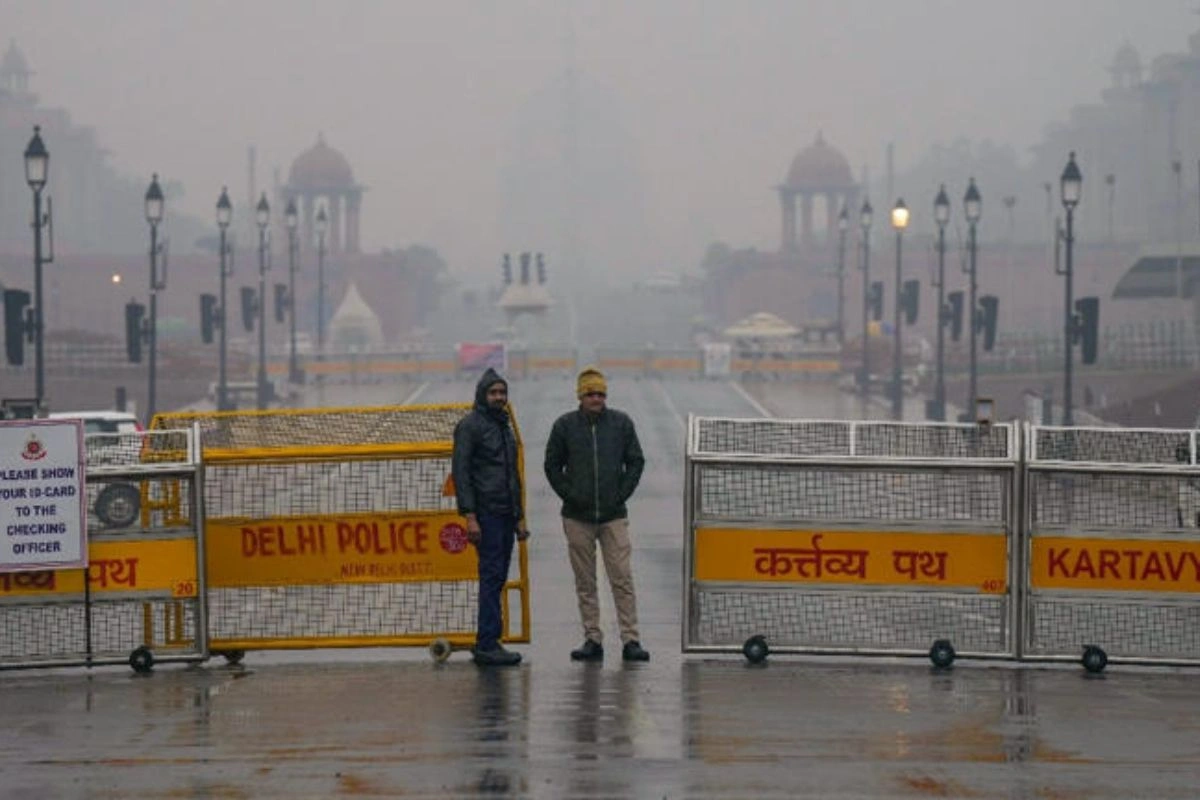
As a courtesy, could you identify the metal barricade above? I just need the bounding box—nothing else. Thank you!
[508,348,578,379]
[684,416,1020,663]
[152,405,530,660]
[1022,425,1200,667]
[0,426,207,671]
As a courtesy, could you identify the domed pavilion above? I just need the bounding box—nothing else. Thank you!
[777,133,858,252]
[281,134,364,254]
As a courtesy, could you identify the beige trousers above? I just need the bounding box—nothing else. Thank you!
[562,516,640,645]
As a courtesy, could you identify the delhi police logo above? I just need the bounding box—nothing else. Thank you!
[439,522,468,554]
[20,433,47,462]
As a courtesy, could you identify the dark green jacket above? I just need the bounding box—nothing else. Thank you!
[543,407,645,524]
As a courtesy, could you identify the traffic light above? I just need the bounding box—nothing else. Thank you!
[3,289,31,366]
[519,252,531,285]
[502,254,512,285]
[868,281,884,321]
[1075,296,1100,365]
[274,283,288,323]
[241,287,257,332]
[200,294,218,345]
[946,291,964,342]
[978,295,999,352]
[125,300,145,363]
[536,253,546,285]
[901,279,919,325]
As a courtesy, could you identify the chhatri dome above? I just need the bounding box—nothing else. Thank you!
[784,132,855,191]
[288,134,356,190]
[777,132,858,252]
[281,134,364,254]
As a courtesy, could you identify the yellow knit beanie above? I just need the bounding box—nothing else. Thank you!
[576,366,608,398]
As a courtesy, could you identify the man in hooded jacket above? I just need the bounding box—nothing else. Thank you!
[452,368,528,666]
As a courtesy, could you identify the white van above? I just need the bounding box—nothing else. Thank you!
[48,410,141,437]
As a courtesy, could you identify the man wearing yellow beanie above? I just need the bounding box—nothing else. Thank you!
[544,366,649,662]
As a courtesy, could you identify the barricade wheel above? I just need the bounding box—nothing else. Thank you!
[429,638,454,663]
[1082,645,1108,674]
[929,639,956,669]
[742,635,769,664]
[221,650,246,665]
[95,483,141,528]
[129,646,154,674]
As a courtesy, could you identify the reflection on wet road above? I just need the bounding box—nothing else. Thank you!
[3,379,1199,798]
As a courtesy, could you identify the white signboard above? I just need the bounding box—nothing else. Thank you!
[703,343,732,378]
[0,420,87,573]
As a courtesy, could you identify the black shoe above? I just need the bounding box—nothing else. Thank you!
[473,645,522,666]
[570,639,604,661]
[622,641,650,662]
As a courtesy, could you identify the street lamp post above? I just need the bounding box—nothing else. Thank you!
[216,187,233,411]
[932,185,951,421]
[315,206,328,353]
[890,198,910,420]
[964,178,982,418]
[1059,152,1082,426]
[859,198,873,407]
[144,174,166,422]
[23,126,50,412]
[836,205,848,345]
[285,198,300,383]
[255,193,271,410]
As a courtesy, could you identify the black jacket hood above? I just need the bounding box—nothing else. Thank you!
[474,368,508,413]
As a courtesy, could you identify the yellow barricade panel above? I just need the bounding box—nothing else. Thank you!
[694,528,1007,593]
[1031,536,1200,593]
[152,403,531,653]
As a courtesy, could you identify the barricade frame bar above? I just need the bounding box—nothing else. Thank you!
[1022,423,1200,667]
[684,415,1021,662]
[0,425,208,672]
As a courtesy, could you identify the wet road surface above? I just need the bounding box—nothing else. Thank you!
[3,379,1200,798]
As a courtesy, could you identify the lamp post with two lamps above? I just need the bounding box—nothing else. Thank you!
[255,193,271,410]
[964,178,982,417]
[144,174,166,422]
[1059,152,1082,425]
[216,187,233,411]
[931,185,951,421]
[836,205,849,345]
[315,205,328,353]
[23,125,51,412]
[890,198,910,420]
[859,198,873,406]
[285,199,301,384]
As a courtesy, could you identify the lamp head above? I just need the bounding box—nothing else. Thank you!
[964,178,982,223]
[934,184,950,228]
[145,173,165,224]
[1061,151,1082,209]
[216,186,232,229]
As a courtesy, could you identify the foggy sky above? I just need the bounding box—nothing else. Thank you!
[3,0,1194,279]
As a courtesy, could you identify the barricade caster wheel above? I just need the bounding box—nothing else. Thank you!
[429,638,454,663]
[130,646,154,674]
[742,635,769,664]
[929,639,956,669]
[1082,645,1108,674]
[221,650,246,665]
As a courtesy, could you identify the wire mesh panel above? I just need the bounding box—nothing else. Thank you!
[1032,426,1197,466]
[1025,425,1200,665]
[154,404,531,653]
[692,417,1015,461]
[685,416,1019,661]
[0,428,205,670]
